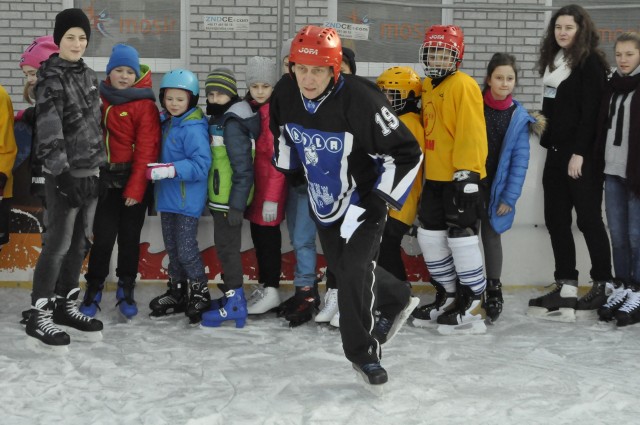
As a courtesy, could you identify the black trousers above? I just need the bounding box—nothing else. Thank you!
[249,222,282,288]
[85,187,148,283]
[542,151,612,281]
[378,216,411,281]
[317,201,387,366]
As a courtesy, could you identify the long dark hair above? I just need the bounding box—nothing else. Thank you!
[483,52,518,93]
[537,4,608,75]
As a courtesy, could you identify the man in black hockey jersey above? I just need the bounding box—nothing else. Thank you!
[270,25,422,387]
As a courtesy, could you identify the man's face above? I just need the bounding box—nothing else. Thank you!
[293,63,332,99]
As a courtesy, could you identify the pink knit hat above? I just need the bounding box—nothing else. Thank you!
[20,35,59,69]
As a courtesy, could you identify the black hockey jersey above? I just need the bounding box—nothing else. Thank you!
[270,74,422,226]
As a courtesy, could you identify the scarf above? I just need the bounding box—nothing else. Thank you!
[596,65,640,196]
[542,50,572,89]
[483,90,513,111]
[99,80,155,105]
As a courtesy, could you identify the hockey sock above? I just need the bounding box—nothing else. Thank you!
[417,228,457,293]
[448,235,486,295]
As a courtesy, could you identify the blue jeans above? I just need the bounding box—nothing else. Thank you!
[285,185,317,287]
[31,174,97,304]
[605,175,640,285]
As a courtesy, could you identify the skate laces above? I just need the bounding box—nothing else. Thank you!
[36,310,64,335]
[604,286,629,308]
[374,316,393,337]
[581,281,605,302]
[82,286,102,309]
[65,300,93,323]
[247,287,265,305]
[360,362,384,374]
[619,291,640,313]
[319,289,338,314]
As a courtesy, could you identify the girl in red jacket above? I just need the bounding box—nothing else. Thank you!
[243,56,288,315]
[80,44,161,319]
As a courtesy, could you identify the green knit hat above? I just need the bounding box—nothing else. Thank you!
[205,68,237,97]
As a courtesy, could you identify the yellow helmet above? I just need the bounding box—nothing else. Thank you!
[376,66,422,113]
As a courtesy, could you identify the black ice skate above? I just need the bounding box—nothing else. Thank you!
[149,279,187,318]
[411,280,456,327]
[575,281,610,320]
[615,287,640,327]
[352,362,388,386]
[482,279,504,322]
[25,298,70,353]
[285,286,319,327]
[436,285,487,335]
[53,288,103,342]
[598,282,629,322]
[527,280,578,322]
[372,296,419,344]
[186,279,211,324]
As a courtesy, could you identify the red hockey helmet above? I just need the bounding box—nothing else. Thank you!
[419,25,465,78]
[289,25,343,83]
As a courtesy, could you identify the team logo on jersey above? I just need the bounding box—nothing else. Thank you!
[304,143,318,166]
[423,101,436,137]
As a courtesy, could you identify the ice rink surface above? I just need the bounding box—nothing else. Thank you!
[2,284,638,425]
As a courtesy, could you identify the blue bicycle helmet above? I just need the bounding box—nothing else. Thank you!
[160,69,200,109]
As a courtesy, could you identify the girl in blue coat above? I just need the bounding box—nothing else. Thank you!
[146,69,212,324]
[480,53,545,321]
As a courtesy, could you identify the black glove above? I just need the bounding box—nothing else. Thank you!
[55,171,82,208]
[357,192,388,223]
[452,170,480,212]
[227,207,244,227]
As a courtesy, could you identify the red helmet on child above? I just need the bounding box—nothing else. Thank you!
[419,25,465,79]
[288,25,343,83]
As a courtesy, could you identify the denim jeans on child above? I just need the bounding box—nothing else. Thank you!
[31,174,97,304]
[605,174,640,284]
[285,184,317,288]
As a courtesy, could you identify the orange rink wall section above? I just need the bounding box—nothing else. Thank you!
[1,162,431,283]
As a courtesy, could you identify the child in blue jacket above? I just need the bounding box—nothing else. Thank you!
[480,53,544,321]
[146,69,212,324]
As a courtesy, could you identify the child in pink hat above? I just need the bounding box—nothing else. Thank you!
[19,35,59,107]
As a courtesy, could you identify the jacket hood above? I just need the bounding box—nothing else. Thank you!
[528,110,547,138]
[170,106,206,127]
[221,100,260,136]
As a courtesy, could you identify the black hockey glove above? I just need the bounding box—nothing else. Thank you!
[357,192,389,223]
[227,207,244,227]
[452,170,480,212]
[55,171,83,208]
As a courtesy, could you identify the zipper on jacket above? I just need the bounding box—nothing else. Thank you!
[103,105,113,162]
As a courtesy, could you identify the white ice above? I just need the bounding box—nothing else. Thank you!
[2,284,638,425]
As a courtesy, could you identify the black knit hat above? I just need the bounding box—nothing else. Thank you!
[342,47,357,75]
[205,68,237,98]
[53,8,91,46]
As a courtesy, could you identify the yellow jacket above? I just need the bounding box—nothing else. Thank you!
[389,111,424,226]
[0,85,16,198]
[421,71,487,181]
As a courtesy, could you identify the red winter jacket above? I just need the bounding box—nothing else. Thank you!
[244,102,287,226]
[100,64,161,203]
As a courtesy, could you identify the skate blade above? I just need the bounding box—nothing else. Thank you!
[149,311,185,321]
[527,307,576,322]
[437,319,487,336]
[353,371,385,396]
[25,336,69,354]
[411,316,440,328]
[575,309,598,320]
[58,326,103,342]
[385,297,420,344]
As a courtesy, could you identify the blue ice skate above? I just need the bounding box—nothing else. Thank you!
[116,278,138,319]
[79,283,103,318]
[201,287,247,328]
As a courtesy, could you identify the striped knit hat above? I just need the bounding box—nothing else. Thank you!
[205,68,237,98]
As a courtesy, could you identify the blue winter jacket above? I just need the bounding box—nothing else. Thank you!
[488,100,534,234]
[155,107,212,218]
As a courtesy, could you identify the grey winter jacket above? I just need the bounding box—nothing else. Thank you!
[34,54,106,176]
